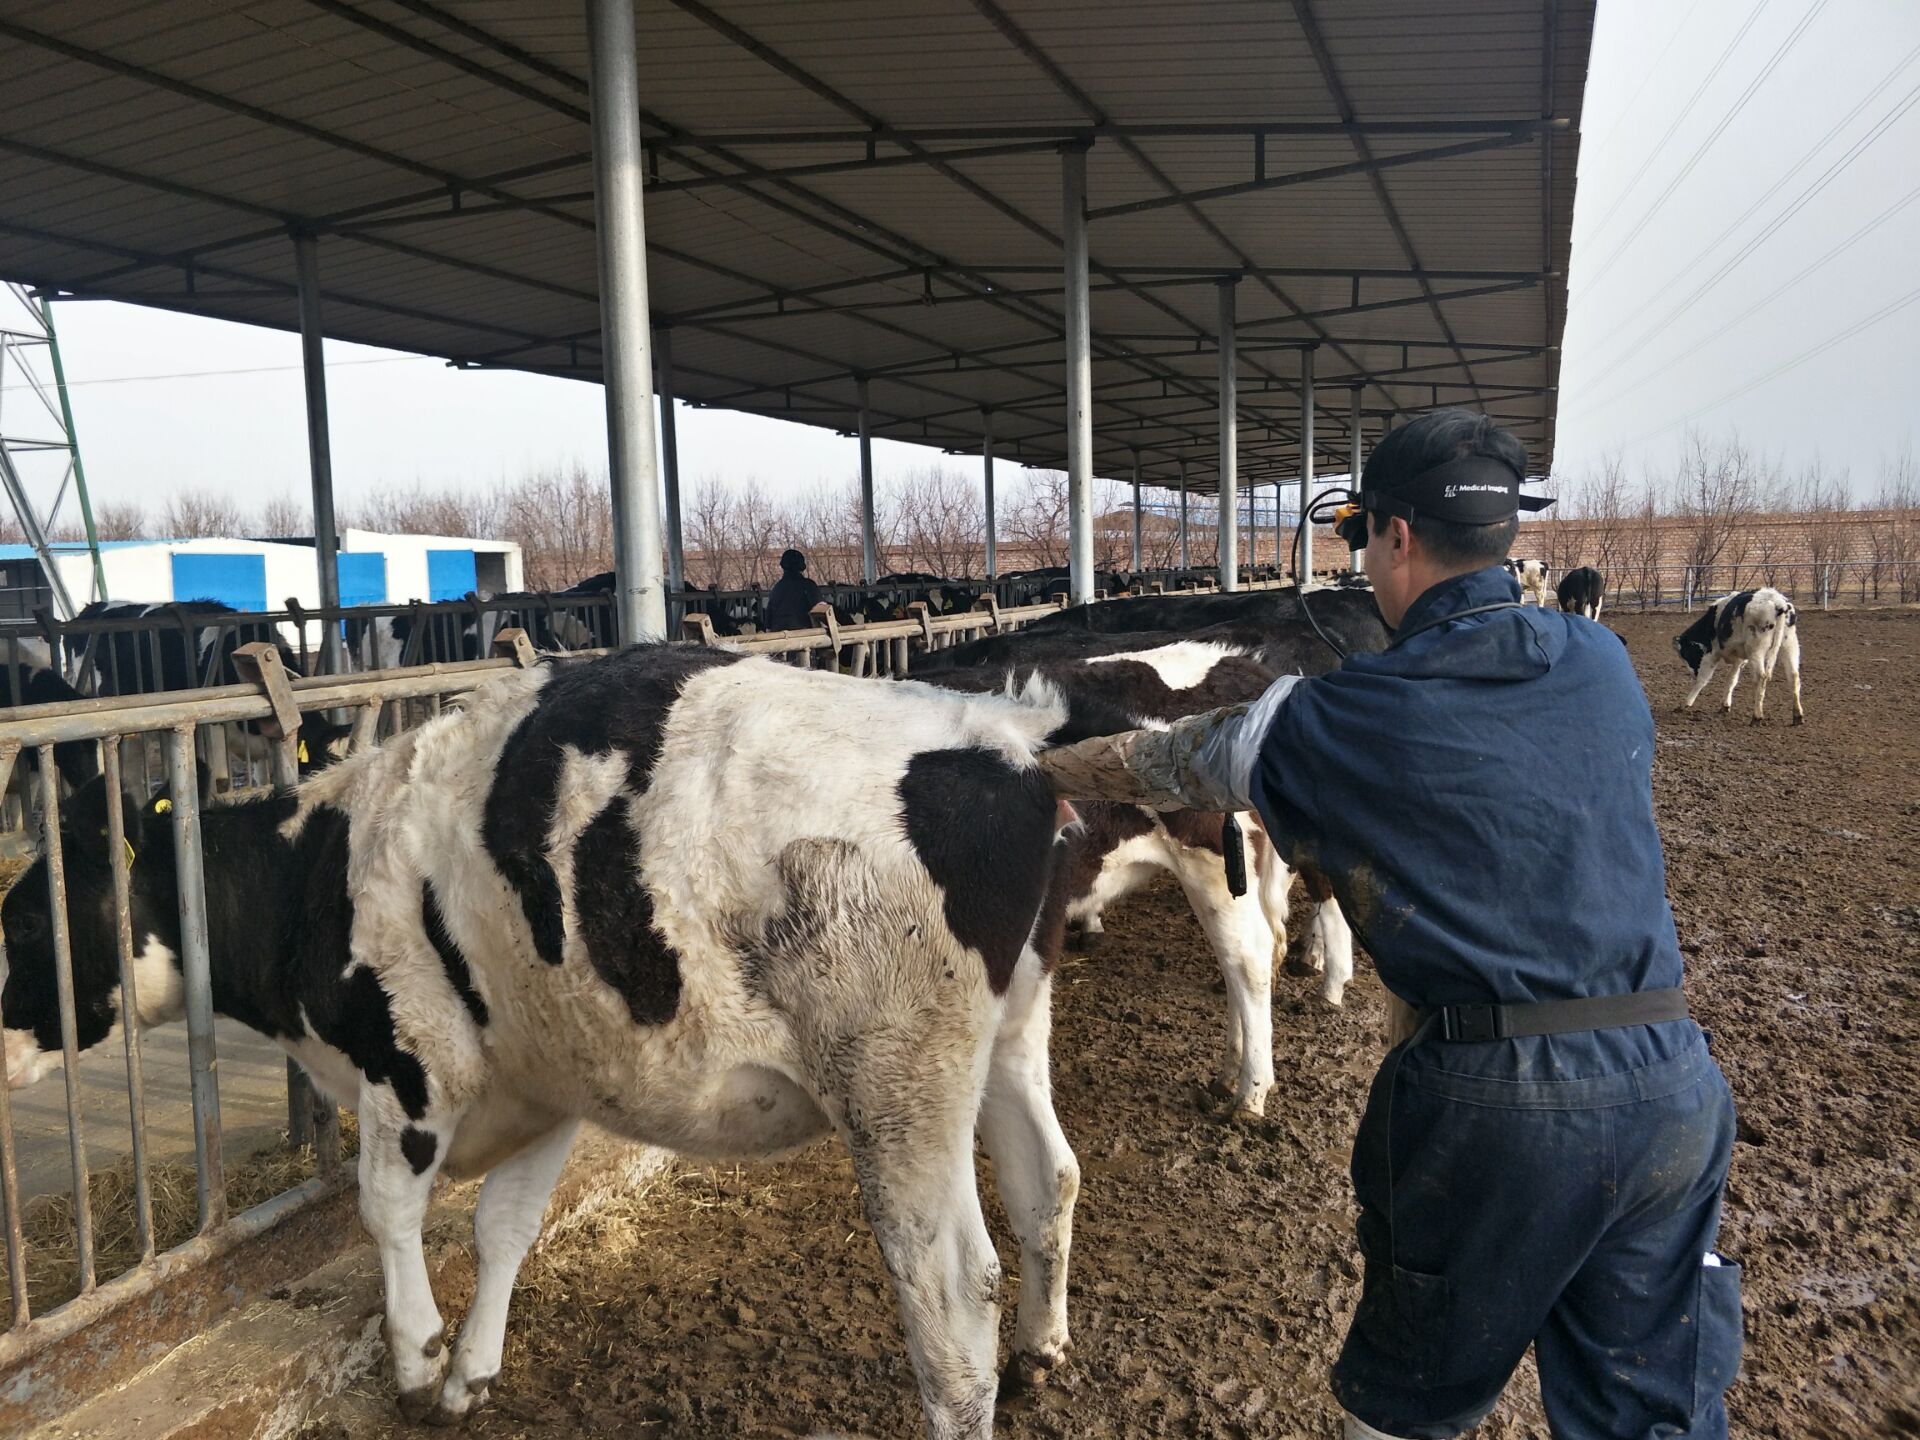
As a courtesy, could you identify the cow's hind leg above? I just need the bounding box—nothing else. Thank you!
[435,1120,581,1422]
[1784,625,1804,723]
[977,951,1079,1393]
[1314,900,1356,1007]
[1172,853,1275,1117]
[359,1091,460,1421]
[841,1035,1002,1439]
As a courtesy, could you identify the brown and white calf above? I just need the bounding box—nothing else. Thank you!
[919,636,1362,1117]
[1674,586,1804,723]
[2,645,1082,1438]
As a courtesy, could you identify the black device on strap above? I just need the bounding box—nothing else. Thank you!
[1422,987,1689,1043]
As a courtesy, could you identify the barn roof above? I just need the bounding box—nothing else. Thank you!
[0,1,1592,493]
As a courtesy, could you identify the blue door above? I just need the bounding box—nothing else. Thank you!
[337,552,387,607]
[427,549,478,601]
[172,553,268,611]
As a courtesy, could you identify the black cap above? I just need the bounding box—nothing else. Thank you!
[1361,453,1554,526]
[779,548,806,572]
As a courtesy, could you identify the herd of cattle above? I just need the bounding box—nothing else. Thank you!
[0,561,1807,1435]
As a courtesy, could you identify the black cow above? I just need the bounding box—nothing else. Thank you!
[1019,585,1388,659]
[0,648,98,787]
[67,600,348,774]
[1557,566,1606,620]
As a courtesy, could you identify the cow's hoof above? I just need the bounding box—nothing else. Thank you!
[1229,1104,1266,1127]
[427,1375,495,1427]
[1320,984,1348,1008]
[1066,927,1103,953]
[1792,714,1804,726]
[999,1347,1067,1396]
[397,1385,441,1424]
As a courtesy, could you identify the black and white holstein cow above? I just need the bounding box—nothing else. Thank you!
[1503,557,1552,606]
[1556,565,1606,619]
[2,645,1081,1436]
[916,617,1384,1116]
[1674,586,1804,724]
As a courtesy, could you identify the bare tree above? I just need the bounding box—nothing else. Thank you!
[1795,463,1850,607]
[1002,469,1071,568]
[161,489,246,538]
[256,493,310,537]
[1672,433,1760,598]
[93,500,148,541]
[501,464,613,590]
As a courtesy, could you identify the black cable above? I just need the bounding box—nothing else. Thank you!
[1288,485,1358,662]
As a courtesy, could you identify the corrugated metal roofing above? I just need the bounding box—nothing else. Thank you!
[0,0,1592,492]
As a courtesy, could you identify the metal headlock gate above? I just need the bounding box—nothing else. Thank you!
[0,588,1159,1388]
[0,637,591,1392]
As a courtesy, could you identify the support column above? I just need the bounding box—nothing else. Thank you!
[1216,278,1238,592]
[1349,385,1367,575]
[1178,458,1190,569]
[1130,449,1142,571]
[657,327,685,597]
[292,230,343,675]
[1061,143,1095,605]
[858,377,877,584]
[982,408,997,581]
[587,0,666,642]
[1297,344,1316,583]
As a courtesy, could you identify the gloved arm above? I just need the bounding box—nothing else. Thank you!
[1038,674,1304,811]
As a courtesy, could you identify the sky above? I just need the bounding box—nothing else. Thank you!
[7,0,1918,524]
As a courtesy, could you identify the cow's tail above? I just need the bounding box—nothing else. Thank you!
[984,670,1071,761]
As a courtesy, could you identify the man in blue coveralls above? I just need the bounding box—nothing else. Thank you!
[1044,410,1742,1438]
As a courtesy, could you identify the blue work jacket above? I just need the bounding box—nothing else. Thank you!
[1249,564,1700,1078]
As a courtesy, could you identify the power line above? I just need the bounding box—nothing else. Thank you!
[1568,77,1920,403]
[1580,0,1709,162]
[1575,0,1829,302]
[0,352,433,394]
[1573,178,1920,417]
[1573,39,1920,369]
[1621,281,1920,450]
[1577,0,1777,255]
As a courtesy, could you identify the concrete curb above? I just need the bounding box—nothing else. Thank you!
[25,1132,668,1440]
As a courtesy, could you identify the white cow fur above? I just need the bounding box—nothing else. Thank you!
[274,657,1077,1437]
[1681,587,1805,724]
[1506,558,1551,606]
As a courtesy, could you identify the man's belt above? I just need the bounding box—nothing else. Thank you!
[1421,987,1689,1043]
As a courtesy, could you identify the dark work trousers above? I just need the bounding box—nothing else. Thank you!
[1330,1028,1741,1438]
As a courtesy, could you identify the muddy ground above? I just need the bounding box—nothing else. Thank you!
[325,607,1919,1440]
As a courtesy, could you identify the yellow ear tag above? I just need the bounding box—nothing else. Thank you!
[153,798,173,815]
[298,740,310,764]
[124,838,136,867]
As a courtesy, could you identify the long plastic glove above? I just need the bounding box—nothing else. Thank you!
[1037,674,1304,812]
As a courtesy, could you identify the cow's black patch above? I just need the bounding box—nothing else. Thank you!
[572,797,682,1025]
[1715,590,1757,648]
[483,646,742,968]
[422,880,487,1027]
[1028,839,1073,973]
[1673,607,1719,673]
[898,748,1057,994]
[400,1126,438,1175]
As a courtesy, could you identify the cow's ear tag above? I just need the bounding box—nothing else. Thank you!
[123,838,136,868]
[298,740,309,764]
[153,797,173,815]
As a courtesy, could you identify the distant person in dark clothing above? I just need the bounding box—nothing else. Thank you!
[764,548,824,632]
